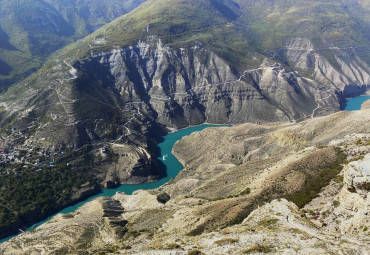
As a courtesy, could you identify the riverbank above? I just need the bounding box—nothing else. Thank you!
[1,93,367,243]
[0,124,230,244]
[2,108,369,254]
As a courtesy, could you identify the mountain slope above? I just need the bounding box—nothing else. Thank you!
[62,0,370,77]
[1,107,369,254]
[2,0,369,135]
[0,0,369,240]
[44,0,148,38]
[0,0,146,89]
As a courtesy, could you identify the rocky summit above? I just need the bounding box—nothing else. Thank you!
[0,0,369,253]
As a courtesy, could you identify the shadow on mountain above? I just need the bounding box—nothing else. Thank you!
[0,39,18,51]
[211,0,240,21]
[0,59,12,75]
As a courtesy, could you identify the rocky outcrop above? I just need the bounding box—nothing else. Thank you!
[0,0,369,251]
[0,197,128,254]
[100,144,161,185]
[0,36,352,194]
[344,154,370,196]
[0,36,355,146]
[2,34,366,152]
[286,37,370,96]
[80,38,344,127]
[310,153,370,236]
[1,109,370,254]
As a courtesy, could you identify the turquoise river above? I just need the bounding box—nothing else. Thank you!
[344,95,370,111]
[1,94,368,243]
[0,124,229,243]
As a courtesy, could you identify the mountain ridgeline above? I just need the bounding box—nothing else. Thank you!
[1,0,369,138]
[0,0,146,89]
[0,0,369,240]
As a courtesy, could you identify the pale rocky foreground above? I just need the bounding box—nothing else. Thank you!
[1,109,370,254]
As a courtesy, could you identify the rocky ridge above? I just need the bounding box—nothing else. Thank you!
[0,0,370,243]
[1,108,369,254]
[0,0,369,190]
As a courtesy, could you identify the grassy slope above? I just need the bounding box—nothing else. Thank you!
[0,0,73,84]
[47,0,370,74]
[2,0,370,89]
[44,0,147,38]
[0,0,146,87]
[235,0,370,66]
[2,0,370,108]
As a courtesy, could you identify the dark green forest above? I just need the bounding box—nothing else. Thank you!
[0,144,101,236]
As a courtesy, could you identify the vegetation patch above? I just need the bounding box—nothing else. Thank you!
[258,218,279,227]
[188,250,204,255]
[243,244,273,254]
[95,245,124,255]
[333,175,344,184]
[284,148,347,208]
[124,230,141,239]
[240,187,251,196]
[164,243,183,250]
[76,226,97,250]
[354,139,370,146]
[333,200,340,208]
[214,238,239,246]
[187,225,205,236]
[0,144,103,238]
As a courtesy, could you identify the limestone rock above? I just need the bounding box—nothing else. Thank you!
[344,154,370,196]
[361,99,370,110]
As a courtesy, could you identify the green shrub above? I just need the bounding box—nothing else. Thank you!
[333,175,344,183]
[188,250,204,255]
[285,148,346,208]
[243,244,273,254]
[187,225,205,236]
[164,243,183,250]
[214,238,238,246]
[240,187,251,196]
[333,200,340,208]
[258,218,279,227]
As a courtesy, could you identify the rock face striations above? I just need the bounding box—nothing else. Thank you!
[1,0,370,146]
[0,0,370,242]
[74,38,334,126]
[0,36,368,147]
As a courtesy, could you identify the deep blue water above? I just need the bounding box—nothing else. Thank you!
[344,95,370,111]
[0,124,229,243]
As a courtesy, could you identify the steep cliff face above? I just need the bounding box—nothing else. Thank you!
[70,38,348,128]
[311,153,370,236]
[286,37,370,97]
[0,0,369,246]
[77,33,370,127]
[1,34,368,156]
[1,0,370,149]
